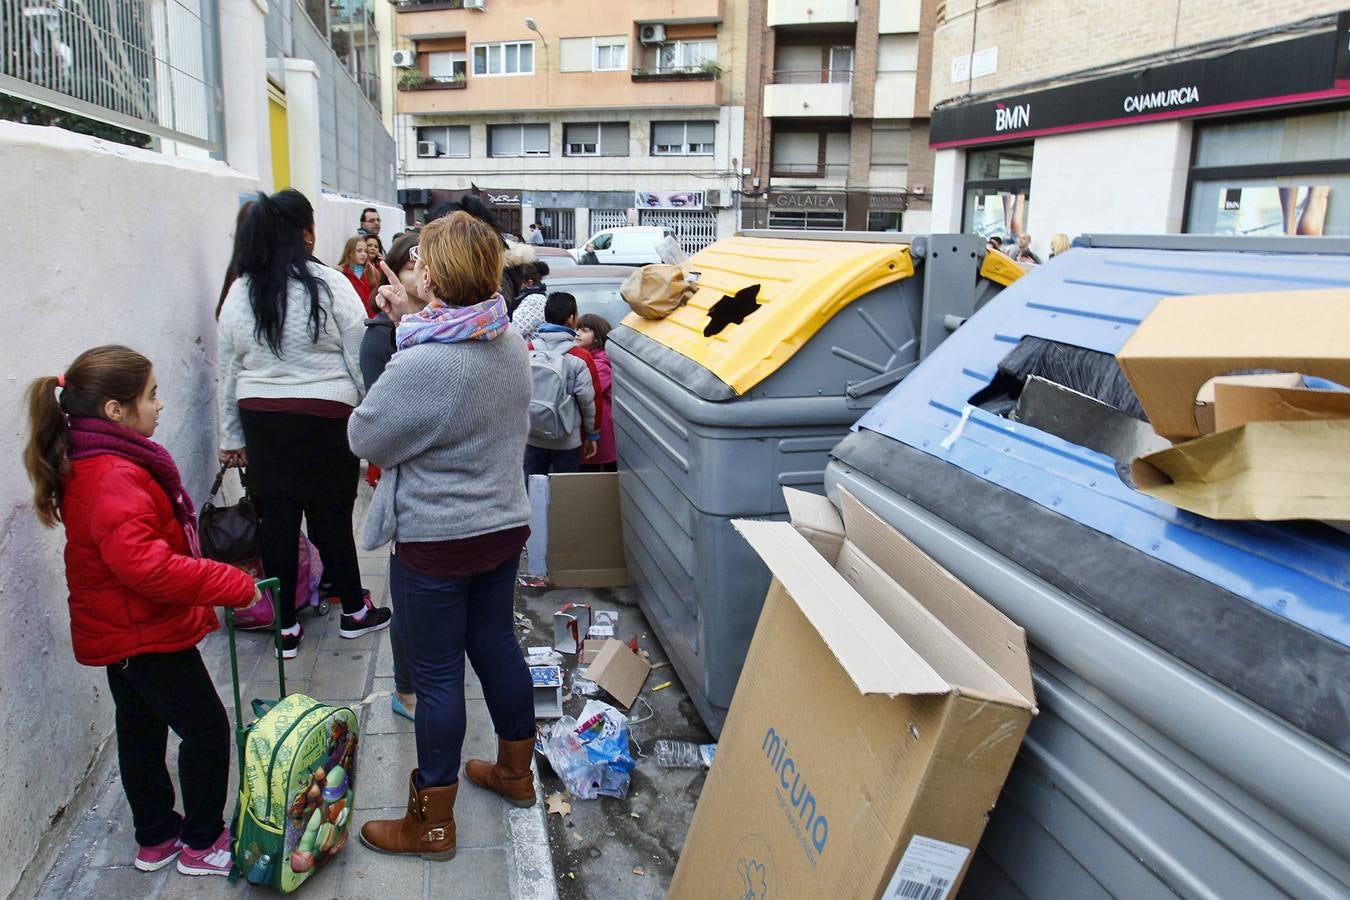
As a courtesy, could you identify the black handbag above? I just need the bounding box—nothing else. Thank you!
[199,464,261,564]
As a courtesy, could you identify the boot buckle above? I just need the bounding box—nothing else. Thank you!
[424,827,446,842]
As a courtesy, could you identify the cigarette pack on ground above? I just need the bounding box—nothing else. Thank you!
[670,489,1035,900]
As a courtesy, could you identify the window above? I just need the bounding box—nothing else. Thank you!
[871,123,910,167]
[648,39,717,73]
[768,209,845,230]
[828,46,853,84]
[489,123,550,157]
[416,125,470,158]
[594,37,627,71]
[652,120,715,156]
[472,41,534,76]
[771,130,849,177]
[1185,109,1350,236]
[426,50,466,82]
[867,210,903,232]
[962,144,1033,243]
[564,122,629,157]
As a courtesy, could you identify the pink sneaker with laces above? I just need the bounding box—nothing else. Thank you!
[133,835,184,872]
[176,828,233,876]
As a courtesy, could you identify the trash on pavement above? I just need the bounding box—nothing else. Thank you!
[593,610,620,629]
[553,602,592,655]
[543,700,636,800]
[587,640,652,709]
[531,665,564,719]
[670,488,1035,899]
[653,740,716,769]
[571,676,600,698]
[651,681,672,692]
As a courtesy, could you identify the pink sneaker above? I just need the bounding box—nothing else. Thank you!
[176,828,233,876]
[134,835,184,872]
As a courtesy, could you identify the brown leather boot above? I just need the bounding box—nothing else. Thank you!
[463,737,537,807]
[359,770,457,860]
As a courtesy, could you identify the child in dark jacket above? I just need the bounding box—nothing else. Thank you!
[24,345,258,878]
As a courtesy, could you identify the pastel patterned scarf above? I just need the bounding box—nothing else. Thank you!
[396,294,511,349]
[67,417,202,557]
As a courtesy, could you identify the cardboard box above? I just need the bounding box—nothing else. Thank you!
[547,473,630,588]
[1192,373,1303,434]
[670,489,1035,900]
[1211,379,1350,432]
[530,665,564,719]
[587,639,652,709]
[1116,289,1350,440]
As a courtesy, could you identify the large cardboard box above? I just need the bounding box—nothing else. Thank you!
[1116,289,1350,441]
[670,489,1035,900]
[526,473,631,588]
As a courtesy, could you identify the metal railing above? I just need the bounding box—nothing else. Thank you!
[771,67,853,85]
[770,162,850,178]
[1,0,222,150]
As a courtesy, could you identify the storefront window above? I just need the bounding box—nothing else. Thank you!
[1186,108,1350,236]
[962,144,1032,243]
[768,209,845,230]
[867,210,903,232]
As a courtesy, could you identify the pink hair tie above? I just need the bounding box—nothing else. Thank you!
[56,374,66,389]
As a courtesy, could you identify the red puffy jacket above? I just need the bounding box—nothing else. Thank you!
[60,455,255,666]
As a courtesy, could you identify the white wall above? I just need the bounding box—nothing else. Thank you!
[929,148,964,232]
[314,193,406,265]
[0,122,255,899]
[1024,120,1192,258]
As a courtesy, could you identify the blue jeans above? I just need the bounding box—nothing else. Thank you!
[389,552,533,789]
[523,444,581,477]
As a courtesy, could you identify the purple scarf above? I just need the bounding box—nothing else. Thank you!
[67,417,202,557]
[396,294,511,350]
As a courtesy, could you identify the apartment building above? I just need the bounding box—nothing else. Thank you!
[390,0,746,251]
[739,0,935,232]
[927,2,1350,258]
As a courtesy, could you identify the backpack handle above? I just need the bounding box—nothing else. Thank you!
[225,578,285,774]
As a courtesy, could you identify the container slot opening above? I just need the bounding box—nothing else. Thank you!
[703,284,762,337]
[970,336,1147,421]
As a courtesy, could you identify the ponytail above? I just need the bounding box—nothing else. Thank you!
[23,346,153,527]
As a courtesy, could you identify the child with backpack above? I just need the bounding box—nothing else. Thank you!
[575,313,616,473]
[524,292,600,475]
[24,345,260,878]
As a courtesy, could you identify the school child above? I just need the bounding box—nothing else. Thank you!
[24,345,259,877]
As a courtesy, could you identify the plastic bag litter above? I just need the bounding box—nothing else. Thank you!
[543,700,636,800]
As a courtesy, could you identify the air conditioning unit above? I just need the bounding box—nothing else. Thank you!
[463,0,485,8]
[639,24,666,44]
[706,189,729,208]
[391,49,415,68]
[416,141,438,158]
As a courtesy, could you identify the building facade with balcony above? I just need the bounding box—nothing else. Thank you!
[740,0,935,232]
[926,1,1350,260]
[390,0,746,251]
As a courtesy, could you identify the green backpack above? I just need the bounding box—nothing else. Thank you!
[226,582,361,892]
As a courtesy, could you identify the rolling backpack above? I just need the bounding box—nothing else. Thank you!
[528,345,580,442]
[226,580,360,892]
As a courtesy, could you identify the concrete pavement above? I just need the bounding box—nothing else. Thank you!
[33,534,558,900]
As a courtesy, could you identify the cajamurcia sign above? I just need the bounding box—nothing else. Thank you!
[931,29,1346,147]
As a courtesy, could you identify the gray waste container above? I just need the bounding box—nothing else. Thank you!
[608,232,1015,732]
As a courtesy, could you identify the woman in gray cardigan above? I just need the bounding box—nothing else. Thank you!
[349,212,536,861]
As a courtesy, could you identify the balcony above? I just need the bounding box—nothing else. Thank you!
[396,0,470,39]
[631,64,721,83]
[398,73,467,91]
[397,69,720,115]
[763,72,852,118]
[767,0,857,28]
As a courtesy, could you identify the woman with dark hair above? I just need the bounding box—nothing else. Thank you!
[217,189,392,659]
[338,235,378,317]
[351,211,536,860]
[215,200,256,320]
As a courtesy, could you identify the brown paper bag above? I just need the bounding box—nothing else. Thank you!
[620,264,694,319]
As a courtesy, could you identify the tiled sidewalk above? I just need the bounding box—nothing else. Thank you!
[34,540,557,900]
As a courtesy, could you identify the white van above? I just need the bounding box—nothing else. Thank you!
[573,225,673,266]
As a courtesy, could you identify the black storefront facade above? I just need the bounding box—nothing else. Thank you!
[929,16,1350,246]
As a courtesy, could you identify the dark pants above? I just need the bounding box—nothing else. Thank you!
[524,445,581,477]
[389,553,534,789]
[239,409,364,628]
[581,462,617,473]
[105,648,230,850]
[390,606,413,695]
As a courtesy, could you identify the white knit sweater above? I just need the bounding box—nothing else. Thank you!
[217,263,367,448]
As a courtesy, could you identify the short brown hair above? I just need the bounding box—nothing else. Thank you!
[577,313,612,349]
[418,211,503,306]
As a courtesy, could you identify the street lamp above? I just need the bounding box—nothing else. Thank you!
[525,17,549,105]
[524,17,548,48]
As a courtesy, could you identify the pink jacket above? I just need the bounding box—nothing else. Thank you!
[591,348,616,465]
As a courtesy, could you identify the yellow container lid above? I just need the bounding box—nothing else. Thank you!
[624,235,915,396]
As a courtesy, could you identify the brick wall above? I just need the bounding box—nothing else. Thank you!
[931,0,1345,106]
[907,119,935,195]
[742,0,774,186]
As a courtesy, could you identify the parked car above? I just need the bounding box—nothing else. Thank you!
[545,266,632,325]
[534,245,578,268]
[572,226,673,266]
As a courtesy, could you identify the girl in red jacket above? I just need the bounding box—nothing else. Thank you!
[24,345,259,878]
